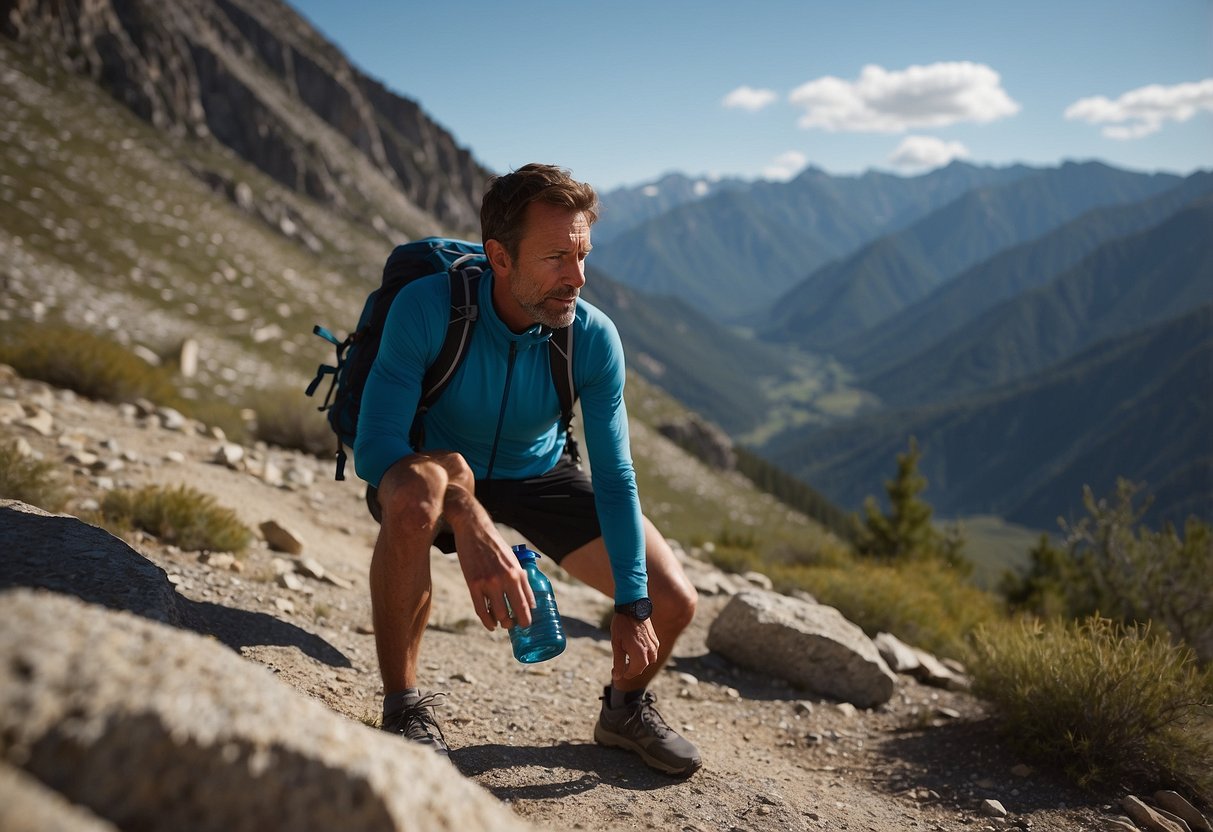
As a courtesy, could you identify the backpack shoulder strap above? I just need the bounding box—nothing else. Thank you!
[547,325,579,463]
[410,263,481,448]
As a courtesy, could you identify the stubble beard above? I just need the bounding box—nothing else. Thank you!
[517,291,577,329]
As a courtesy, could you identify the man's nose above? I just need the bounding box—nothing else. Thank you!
[564,258,586,288]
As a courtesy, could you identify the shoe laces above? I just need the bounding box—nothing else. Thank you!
[386,691,448,745]
[633,692,673,739]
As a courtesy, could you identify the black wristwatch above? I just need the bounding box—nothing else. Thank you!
[615,597,653,621]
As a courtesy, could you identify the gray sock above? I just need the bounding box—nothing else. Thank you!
[607,684,644,709]
[383,687,420,719]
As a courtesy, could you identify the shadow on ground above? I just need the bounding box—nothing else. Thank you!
[452,741,690,799]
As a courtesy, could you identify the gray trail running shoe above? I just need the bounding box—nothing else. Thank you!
[381,691,449,756]
[593,687,702,776]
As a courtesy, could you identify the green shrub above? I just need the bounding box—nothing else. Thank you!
[794,558,1003,659]
[0,324,178,405]
[970,616,1213,802]
[102,484,251,553]
[246,386,334,458]
[1001,479,1213,661]
[0,440,68,512]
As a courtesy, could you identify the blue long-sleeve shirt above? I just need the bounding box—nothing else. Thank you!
[354,269,647,603]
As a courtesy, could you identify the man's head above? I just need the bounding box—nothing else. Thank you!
[482,165,598,331]
[481,164,599,262]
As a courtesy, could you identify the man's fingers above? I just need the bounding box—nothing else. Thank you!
[471,590,496,631]
[506,584,533,629]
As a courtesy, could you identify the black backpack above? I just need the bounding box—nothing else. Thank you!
[307,237,577,480]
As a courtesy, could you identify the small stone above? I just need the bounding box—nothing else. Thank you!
[1010,764,1033,778]
[19,408,54,436]
[260,520,304,554]
[1122,796,1187,832]
[277,572,305,592]
[274,597,295,614]
[158,407,187,431]
[214,444,245,469]
[295,557,326,580]
[199,552,237,570]
[1154,791,1212,832]
[450,671,476,684]
[794,701,813,716]
[835,703,858,719]
[164,451,186,464]
[981,800,1008,818]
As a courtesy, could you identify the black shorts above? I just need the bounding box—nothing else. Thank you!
[365,455,602,564]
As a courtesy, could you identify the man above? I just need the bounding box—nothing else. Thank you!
[354,163,701,776]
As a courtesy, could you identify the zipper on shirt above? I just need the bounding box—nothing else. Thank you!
[485,340,517,481]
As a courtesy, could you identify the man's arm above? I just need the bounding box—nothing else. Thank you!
[378,449,535,631]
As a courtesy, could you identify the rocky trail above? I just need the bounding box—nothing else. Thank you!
[0,368,1145,831]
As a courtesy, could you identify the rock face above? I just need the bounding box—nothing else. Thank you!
[657,416,736,471]
[707,590,897,708]
[1,0,490,237]
[0,588,538,832]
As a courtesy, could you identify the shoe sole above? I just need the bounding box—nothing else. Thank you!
[593,722,702,777]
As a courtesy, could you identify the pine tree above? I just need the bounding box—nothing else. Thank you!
[858,437,971,574]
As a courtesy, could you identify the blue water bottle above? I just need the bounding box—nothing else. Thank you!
[508,544,566,663]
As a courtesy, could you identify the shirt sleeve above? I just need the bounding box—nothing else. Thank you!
[577,312,648,604]
[353,280,443,488]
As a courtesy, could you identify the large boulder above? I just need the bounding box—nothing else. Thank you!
[0,589,538,832]
[707,590,897,708]
[0,763,118,832]
[0,500,179,625]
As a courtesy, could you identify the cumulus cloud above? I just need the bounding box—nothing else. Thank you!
[1064,78,1213,139]
[788,62,1020,133]
[763,151,807,181]
[723,85,777,112]
[888,135,970,169]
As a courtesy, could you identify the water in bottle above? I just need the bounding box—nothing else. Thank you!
[508,544,566,663]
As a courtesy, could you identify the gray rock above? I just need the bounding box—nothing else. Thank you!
[260,520,304,555]
[0,500,179,625]
[707,590,897,707]
[1155,792,1211,832]
[0,590,537,832]
[980,799,1008,818]
[874,632,922,674]
[0,763,119,832]
[1123,796,1189,832]
[911,647,971,691]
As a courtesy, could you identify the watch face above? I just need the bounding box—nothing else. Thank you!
[631,598,653,620]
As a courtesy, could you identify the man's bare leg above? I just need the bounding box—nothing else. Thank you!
[559,515,698,690]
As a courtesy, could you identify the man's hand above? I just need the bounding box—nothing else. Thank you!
[452,524,536,631]
[611,612,660,681]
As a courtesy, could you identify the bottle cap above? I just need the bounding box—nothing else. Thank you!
[511,544,540,562]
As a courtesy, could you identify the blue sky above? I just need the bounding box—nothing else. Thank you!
[288,0,1212,192]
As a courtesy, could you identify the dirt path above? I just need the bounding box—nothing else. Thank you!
[3,373,1113,831]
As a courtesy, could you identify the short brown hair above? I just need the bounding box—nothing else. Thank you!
[480,164,599,259]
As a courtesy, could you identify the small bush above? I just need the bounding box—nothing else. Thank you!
[0,440,68,512]
[247,386,334,458]
[794,558,1002,659]
[0,324,178,405]
[102,484,251,553]
[970,615,1213,802]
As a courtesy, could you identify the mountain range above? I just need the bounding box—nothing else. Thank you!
[2,0,1209,536]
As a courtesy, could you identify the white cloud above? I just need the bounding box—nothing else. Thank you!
[692,180,710,196]
[641,184,660,197]
[888,135,970,170]
[1064,78,1213,139]
[763,151,807,181]
[788,62,1020,133]
[723,85,777,112]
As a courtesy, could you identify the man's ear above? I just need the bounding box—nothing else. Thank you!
[485,239,511,275]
